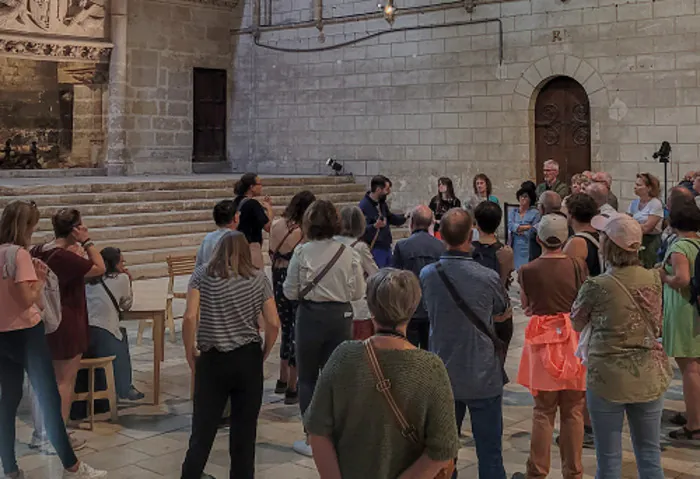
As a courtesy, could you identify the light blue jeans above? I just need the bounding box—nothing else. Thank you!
[587,390,665,479]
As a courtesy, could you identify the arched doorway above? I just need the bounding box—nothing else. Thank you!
[534,77,591,185]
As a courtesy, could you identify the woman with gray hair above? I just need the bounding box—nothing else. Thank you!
[334,206,379,340]
[304,268,460,478]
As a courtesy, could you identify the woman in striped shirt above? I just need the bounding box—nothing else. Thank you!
[181,231,280,479]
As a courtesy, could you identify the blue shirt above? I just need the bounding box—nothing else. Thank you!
[196,228,229,268]
[420,251,508,400]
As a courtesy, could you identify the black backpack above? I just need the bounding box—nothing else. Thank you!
[471,240,504,274]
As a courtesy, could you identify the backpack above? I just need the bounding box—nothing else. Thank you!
[471,240,504,274]
[4,245,62,334]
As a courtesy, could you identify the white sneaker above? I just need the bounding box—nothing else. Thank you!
[29,434,49,451]
[4,470,25,479]
[292,439,313,457]
[62,462,107,478]
[69,433,87,451]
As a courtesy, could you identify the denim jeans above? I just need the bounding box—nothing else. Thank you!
[0,322,77,474]
[587,390,665,479]
[453,395,506,479]
[86,326,134,399]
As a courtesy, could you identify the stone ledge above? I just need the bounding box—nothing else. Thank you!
[0,167,107,179]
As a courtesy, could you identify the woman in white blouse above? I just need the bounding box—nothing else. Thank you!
[283,200,366,457]
[85,247,142,401]
[334,206,379,340]
[628,173,664,268]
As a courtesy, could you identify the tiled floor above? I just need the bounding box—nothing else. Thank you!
[11,276,700,478]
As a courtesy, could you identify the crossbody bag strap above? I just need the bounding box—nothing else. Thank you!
[99,278,122,318]
[298,244,346,300]
[363,339,420,443]
[434,262,504,354]
[606,273,658,338]
[269,226,298,266]
[574,232,600,249]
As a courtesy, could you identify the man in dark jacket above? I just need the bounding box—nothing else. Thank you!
[391,205,445,349]
[358,175,406,267]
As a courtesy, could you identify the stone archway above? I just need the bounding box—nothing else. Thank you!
[510,55,610,181]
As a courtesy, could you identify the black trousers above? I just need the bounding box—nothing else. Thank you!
[181,343,263,479]
[0,322,77,475]
[295,301,352,416]
[407,318,430,350]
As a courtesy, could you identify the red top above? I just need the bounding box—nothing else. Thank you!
[32,246,93,360]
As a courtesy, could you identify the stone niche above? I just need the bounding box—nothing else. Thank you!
[0,56,107,169]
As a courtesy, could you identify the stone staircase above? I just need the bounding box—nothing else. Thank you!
[0,175,403,280]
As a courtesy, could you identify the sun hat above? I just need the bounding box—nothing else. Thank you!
[537,213,569,248]
[591,212,642,252]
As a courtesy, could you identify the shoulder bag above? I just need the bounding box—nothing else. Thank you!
[363,339,455,479]
[100,277,124,321]
[435,262,508,384]
[298,244,346,300]
[25,245,62,335]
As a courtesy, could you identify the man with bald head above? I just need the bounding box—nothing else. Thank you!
[529,191,563,261]
[586,182,616,216]
[391,204,445,349]
[420,208,508,479]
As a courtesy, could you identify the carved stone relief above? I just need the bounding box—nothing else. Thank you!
[0,0,105,38]
[0,36,110,61]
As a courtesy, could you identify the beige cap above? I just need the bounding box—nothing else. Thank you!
[591,212,642,252]
[537,213,569,248]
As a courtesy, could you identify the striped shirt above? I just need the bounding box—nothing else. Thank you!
[189,266,273,352]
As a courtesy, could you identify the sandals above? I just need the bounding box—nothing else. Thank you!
[669,426,700,441]
[670,412,687,426]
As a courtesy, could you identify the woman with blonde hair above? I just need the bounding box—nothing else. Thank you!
[0,201,105,479]
[181,231,280,478]
[628,173,664,268]
[305,269,459,478]
[334,205,379,340]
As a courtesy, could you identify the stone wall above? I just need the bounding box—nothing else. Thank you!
[230,0,700,211]
[124,0,238,174]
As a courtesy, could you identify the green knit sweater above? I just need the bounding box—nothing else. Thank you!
[303,341,460,478]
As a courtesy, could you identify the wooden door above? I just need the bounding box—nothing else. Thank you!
[193,68,227,163]
[534,77,591,185]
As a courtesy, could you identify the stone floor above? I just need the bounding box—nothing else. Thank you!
[11,275,700,479]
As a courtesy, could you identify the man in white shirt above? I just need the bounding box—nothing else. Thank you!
[587,182,616,217]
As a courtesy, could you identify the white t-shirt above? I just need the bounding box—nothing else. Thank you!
[627,198,664,234]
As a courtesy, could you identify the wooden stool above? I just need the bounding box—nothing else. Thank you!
[73,356,118,431]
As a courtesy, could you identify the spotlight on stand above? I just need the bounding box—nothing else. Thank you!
[326,158,345,176]
[652,141,671,203]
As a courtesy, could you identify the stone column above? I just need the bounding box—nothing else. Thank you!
[105,0,130,175]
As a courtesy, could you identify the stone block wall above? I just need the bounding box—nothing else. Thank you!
[230,0,700,211]
[125,0,238,174]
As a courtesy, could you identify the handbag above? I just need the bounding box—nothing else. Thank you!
[435,262,508,384]
[100,278,124,321]
[298,244,346,300]
[363,339,455,479]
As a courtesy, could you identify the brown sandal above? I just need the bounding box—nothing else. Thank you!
[669,426,700,441]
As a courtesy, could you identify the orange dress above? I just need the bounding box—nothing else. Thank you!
[517,313,586,395]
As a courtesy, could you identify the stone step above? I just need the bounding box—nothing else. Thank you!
[35,220,214,242]
[0,175,357,196]
[0,184,366,207]
[37,210,212,231]
[33,193,364,218]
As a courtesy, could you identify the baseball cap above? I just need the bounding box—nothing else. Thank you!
[591,212,642,252]
[537,213,569,248]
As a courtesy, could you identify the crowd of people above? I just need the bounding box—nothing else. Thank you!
[2,164,700,479]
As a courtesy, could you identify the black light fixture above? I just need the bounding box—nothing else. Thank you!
[652,141,671,203]
[326,158,344,176]
[379,0,396,25]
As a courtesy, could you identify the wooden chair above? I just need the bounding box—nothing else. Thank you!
[137,254,196,344]
[72,356,118,431]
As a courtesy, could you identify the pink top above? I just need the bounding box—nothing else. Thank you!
[0,245,41,332]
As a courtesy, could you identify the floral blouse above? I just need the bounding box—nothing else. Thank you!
[571,266,672,403]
